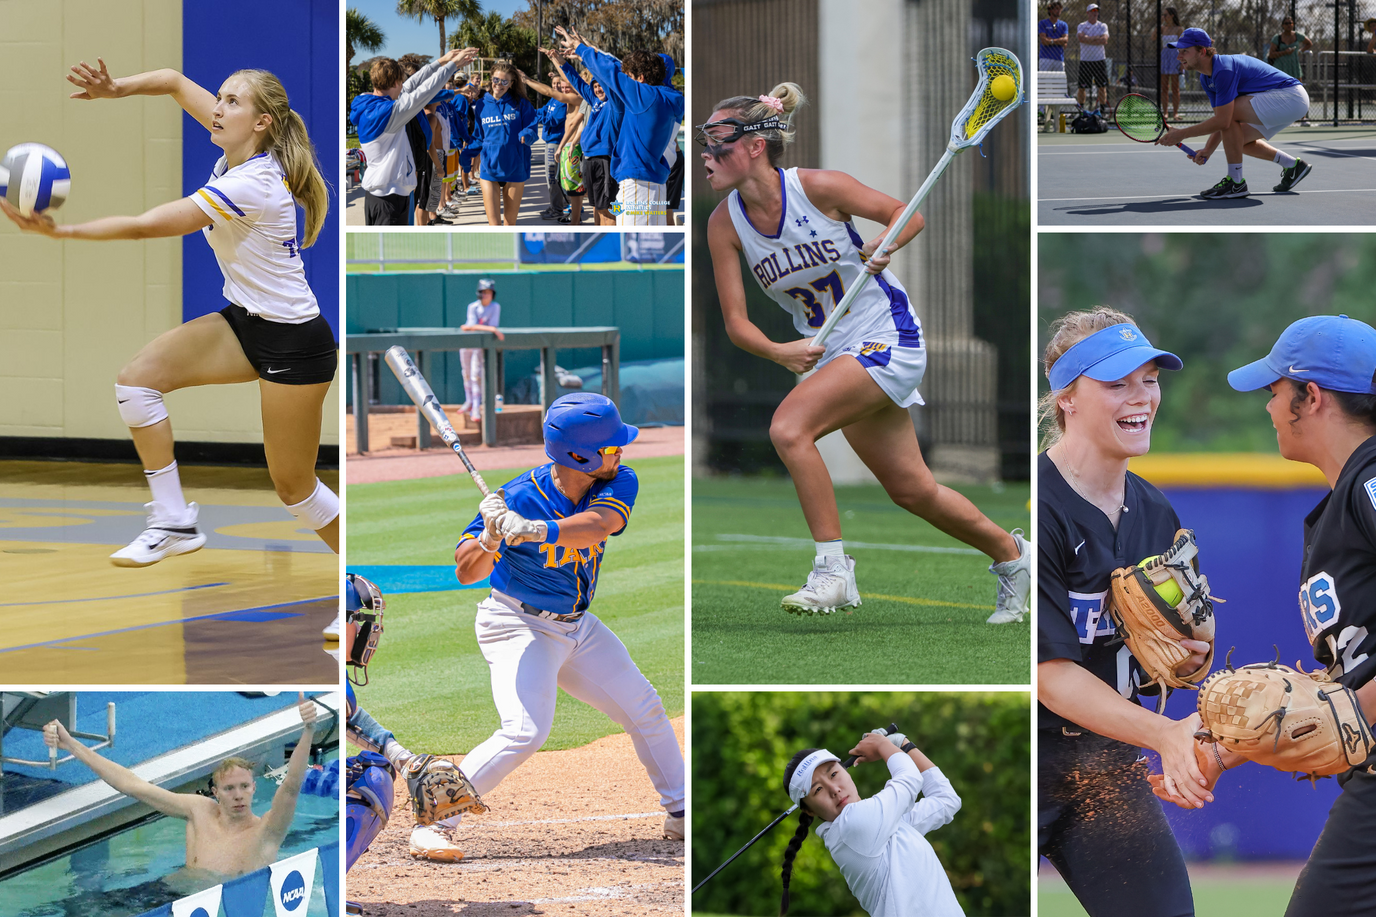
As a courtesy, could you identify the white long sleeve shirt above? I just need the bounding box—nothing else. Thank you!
[815,754,965,917]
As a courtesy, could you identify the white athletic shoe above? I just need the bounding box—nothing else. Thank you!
[408,824,464,862]
[323,612,342,640]
[987,529,1031,624]
[663,814,684,840]
[110,502,207,567]
[781,555,862,616]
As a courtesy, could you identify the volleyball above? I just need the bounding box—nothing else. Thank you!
[0,143,71,216]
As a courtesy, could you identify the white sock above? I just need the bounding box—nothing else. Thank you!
[145,461,188,516]
[1228,162,1244,182]
[815,539,844,557]
[1274,150,1296,168]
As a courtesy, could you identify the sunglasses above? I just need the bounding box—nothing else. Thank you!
[599,445,623,456]
[491,77,511,86]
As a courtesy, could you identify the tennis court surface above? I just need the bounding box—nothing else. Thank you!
[1038,126,1376,225]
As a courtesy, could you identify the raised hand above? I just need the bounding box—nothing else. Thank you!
[68,58,120,100]
[297,692,317,729]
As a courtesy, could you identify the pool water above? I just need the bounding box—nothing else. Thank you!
[1,759,338,917]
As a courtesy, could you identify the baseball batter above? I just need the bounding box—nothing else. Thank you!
[409,392,685,859]
[702,82,1030,622]
[778,731,964,917]
[1221,315,1376,917]
[1037,308,1218,917]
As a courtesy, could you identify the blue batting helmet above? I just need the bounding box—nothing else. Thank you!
[543,393,639,471]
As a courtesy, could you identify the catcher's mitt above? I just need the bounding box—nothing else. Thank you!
[402,754,489,825]
[1196,658,1375,781]
[1108,528,1217,711]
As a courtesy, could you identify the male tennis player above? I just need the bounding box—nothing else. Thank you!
[1157,27,1311,198]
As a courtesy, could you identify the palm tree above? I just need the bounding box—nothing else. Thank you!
[346,8,386,73]
[397,0,483,58]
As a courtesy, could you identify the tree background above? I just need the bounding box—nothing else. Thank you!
[691,691,1030,916]
[1039,233,1376,451]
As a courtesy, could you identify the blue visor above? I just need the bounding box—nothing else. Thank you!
[1048,323,1183,390]
[1228,314,1376,394]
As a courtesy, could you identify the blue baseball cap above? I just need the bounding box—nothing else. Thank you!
[1048,323,1183,391]
[1168,27,1213,49]
[1227,314,1376,394]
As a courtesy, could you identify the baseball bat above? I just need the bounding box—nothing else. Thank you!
[383,345,491,497]
[691,723,899,895]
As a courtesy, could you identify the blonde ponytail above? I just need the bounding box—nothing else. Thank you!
[711,82,807,166]
[233,69,331,248]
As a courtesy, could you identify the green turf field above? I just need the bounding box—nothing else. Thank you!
[692,475,1030,685]
[346,455,683,753]
[1039,867,1302,916]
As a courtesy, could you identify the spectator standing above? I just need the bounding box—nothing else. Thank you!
[1077,4,1109,112]
[472,61,537,226]
[1268,16,1312,82]
[1154,7,1184,118]
[349,48,477,225]
[1039,2,1069,71]
[550,46,621,225]
[522,70,584,222]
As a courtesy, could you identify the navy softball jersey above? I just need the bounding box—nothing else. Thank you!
[1038,451,1196,917]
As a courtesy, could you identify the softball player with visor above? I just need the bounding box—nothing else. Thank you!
[408,393,685,859]
[1037,308,1217,917]
[702,83,1030,622]
[2,58,339,566]
[778,731,964,916]
[1207,315,1376,917]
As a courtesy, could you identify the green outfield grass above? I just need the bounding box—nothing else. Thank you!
[691,475,1030,685]
[1039,868,1302,917]
[346,455,683,753]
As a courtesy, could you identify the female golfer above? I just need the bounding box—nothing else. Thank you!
[1037,307,1221,917]
[2,58,337,565]
[701,83,1029,622]
[472,61,536,226]
[1224,314,1376,917]
[779,730,963,916]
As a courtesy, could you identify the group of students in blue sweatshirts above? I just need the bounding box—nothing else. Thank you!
[349,28,684,227]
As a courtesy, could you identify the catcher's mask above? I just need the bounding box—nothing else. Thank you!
[694,116,784,159]
[345,573,385,686]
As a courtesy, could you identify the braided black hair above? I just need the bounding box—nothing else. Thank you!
[780,748,818,917]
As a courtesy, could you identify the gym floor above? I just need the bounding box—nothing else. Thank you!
[0,461,338,684]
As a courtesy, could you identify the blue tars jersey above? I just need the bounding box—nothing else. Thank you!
[460,463,638,616]
[1199,53,1300,107]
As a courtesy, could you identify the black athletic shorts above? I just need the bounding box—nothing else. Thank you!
[220,304,338,385]
[582,155,617,211]
[1078,59,1108,90]
[364,192,409,226]
[1039,729,1195,917]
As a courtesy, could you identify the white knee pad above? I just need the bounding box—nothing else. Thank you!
[286,479,339,529]
[115,384,168,429]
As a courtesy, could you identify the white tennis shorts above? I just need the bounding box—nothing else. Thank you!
[1246,83,1309,139]
[820,338,928,409]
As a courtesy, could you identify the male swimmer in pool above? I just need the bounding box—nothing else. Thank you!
[44,693,318,883]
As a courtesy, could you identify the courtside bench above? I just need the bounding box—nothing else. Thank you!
[1035,70,1079,131]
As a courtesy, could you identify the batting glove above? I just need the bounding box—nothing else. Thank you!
[479,489,509,527]
[498,511,548,545]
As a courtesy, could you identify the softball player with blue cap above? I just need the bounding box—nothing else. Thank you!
[1038,307,1216,917]
[408,393,685,859]
[1222,314,1376,917]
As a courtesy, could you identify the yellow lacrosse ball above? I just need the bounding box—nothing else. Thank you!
[991,74,1016,102]
[1139,556,1184,606]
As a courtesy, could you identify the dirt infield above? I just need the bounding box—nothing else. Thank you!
[347,425,685,484]
[348,718,685,915]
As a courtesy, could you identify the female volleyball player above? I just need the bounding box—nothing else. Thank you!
[472,61,536,226]
[701,84,1030,622]
[1223,315,1376,917]
[2,58,338,564]
[779,730,963,916]
[1037,307,1220,916]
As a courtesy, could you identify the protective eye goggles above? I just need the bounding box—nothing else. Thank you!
[693,117,785,147]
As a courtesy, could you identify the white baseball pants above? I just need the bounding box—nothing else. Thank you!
[456,592,685,812]
[460,348,483,420]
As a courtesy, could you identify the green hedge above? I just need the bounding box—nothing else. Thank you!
[691,692,1030,916]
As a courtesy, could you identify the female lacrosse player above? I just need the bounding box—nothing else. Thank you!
[701,83,1030,622]
[1037,306,1225,917]
[779,731,963,916]
[1224,315,1376,917]
[2,58,337,564]
[472,61,536,226]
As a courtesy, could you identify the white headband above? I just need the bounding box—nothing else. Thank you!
[788,749,841,804]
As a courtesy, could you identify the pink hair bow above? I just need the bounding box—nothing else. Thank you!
[757,95,785,112]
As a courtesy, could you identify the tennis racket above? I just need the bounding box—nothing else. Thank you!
[1113,93,1197,157]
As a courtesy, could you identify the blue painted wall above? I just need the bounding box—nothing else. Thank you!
[182,0,339,337]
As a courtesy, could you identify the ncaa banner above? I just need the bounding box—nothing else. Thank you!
[171,883,222,917]
[220,866,271,917]
[269,848,318,917]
